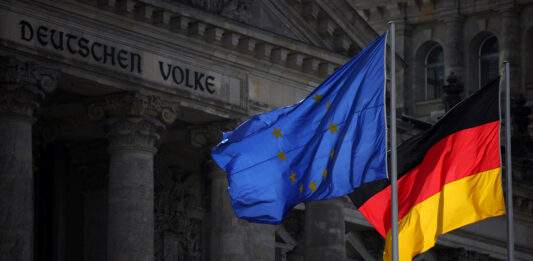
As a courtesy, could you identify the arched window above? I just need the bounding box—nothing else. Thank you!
[479,36,499,88]
[423,45,444,101]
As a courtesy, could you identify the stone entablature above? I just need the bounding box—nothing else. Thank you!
[77,0,347,76]
[0,0,353,119]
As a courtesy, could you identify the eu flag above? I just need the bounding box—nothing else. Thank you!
[211,35,387,224]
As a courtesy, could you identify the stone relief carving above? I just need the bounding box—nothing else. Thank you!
[154,163,204,261]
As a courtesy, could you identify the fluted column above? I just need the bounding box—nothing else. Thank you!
[89,93,178,261]
[0,56,59,261]
[304,198,345,261]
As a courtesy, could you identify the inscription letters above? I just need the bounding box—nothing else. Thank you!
[20,20,142,74]
[158,61,216,94]
[16,19,219,96]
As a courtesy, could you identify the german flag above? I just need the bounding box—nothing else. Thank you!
[349,79,505,260]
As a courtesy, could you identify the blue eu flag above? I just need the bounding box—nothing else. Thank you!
[211,35,387,224]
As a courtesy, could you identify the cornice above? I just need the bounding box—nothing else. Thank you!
[58,0,348,77]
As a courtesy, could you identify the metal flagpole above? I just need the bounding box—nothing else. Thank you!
[389,21,399,261]
[504,61,514,261]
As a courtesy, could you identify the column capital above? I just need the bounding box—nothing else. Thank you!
[189,120,239,149]
[107,117,163,153]
[194,120,239,179]
[0,56,60,118]
[87,92,179,125]
[88,92,180,152]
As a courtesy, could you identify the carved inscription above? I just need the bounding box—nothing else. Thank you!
[19,20,142,74]
[159,61,216,94]
[0,11,245,106]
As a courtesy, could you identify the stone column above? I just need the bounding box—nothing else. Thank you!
[198,122,275,261]
[89,93,178,261]
[0,56,59,261]
[304,198,345,261]
[207,160,249,261]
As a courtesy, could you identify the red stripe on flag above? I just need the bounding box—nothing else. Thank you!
[358,121,500,237]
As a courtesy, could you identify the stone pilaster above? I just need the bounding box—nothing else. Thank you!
[394,21,414,114]
[500,5,522,93]
[89,92,178,261]
[0,56,59,261]
[304,198,345,261]
[500,5,532,154]
[443,15,464,83]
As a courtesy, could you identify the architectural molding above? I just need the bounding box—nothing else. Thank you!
[0,56,60,117]
[70,0,347,76]
[88,92,180,152]
[88,92,179,125]
[188,120,239,149]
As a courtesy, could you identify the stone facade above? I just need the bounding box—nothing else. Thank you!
[0,0,532,261]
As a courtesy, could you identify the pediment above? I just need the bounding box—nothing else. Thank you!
[168,0,379,55]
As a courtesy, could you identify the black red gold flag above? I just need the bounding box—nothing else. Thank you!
[349,79,505,260]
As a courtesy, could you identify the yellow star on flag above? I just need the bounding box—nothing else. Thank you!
[313,95,322,103]
[289,171,297,184]
[277,151,287,160]
[328,123,338,133]
[273,128,282,138]
[329,149,335,159]
[322,169,328,178]
[326,101,331,110]
[309,181,317,192]
[299,184,304,193]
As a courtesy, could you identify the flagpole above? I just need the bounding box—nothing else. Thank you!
[389,21,399,261]
[504,61,514,261]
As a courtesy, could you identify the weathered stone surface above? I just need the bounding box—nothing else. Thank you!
[106,117,159,261]
[107,143,156,261]
[92,93,178,261]
[0,116,33,261]
[207,159,276,261]
[304,199,345,261]
[207,160,248,261]
[0,56,58,261]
